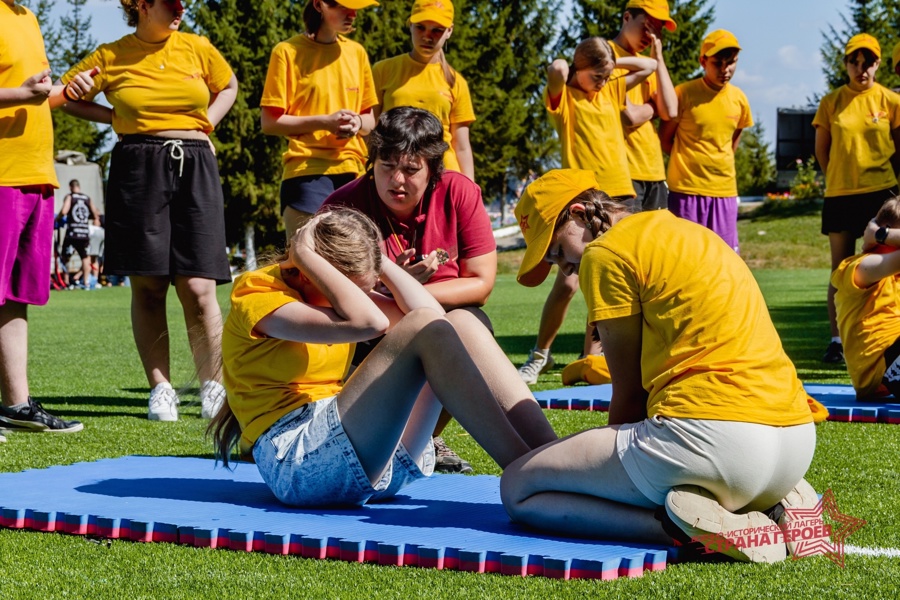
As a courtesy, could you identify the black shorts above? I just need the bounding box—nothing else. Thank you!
[821,187,898,237]
[632,180,668,212]
[61,236,89,261]
[280,173,357,215]
[104,135,231,283]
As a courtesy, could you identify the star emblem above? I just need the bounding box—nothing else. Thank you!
[519,214,530,232]
[784,488,866,568]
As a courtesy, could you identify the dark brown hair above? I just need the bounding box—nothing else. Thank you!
[875,195,900,228]
[366,107,448,188]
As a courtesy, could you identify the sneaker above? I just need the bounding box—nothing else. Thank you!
[771,478,822,556]
[0,398,84,433]
[200,380,226,419]
[518,348,554,385]
[432,436,473,474]
[148,382,179,421]
[822,341,844,364]
[665,485,787,564]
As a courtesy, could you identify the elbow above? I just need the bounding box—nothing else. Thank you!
[363,313,391,337]
[260,118,276,136]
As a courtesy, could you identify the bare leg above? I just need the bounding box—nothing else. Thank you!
[583,322,602,356]
[0,302,29,407]
[129,275,172,387]
[535,269,580,350]
[337,308,551,484]
[500,426,669,544]
[283,207,314,246]
[827,232,856,337]
[174,276,223,382]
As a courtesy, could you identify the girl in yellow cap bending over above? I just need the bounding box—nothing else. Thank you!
[502,169,818,564]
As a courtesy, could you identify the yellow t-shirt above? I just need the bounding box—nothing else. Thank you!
[832,253,900,397]
[580,210,811,426]
[0,3,57,187]
[813,84,900,197]
[372,54,476,174]
[61,31,233,135]
[261,34,377,181]
[223,264,353,454]
[667,79,753,197]
[545,79,635,198]
[610,41,665,182]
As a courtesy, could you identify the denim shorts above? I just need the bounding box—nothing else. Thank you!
[252,396,435,507]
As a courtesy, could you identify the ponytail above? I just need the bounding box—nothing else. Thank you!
[437,49,457,97]
[303,0,323,37]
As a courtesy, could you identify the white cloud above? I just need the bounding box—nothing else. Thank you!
[777,45,821,71]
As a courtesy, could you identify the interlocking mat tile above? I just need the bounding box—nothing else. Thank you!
[0,456,671,580]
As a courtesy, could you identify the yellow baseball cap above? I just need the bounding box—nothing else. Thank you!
[515,169,600,287]
[845,33,881,59]
[625,0,676,32]
[409,0,454,28]
[336,0,379,9]
[700,29,741,58]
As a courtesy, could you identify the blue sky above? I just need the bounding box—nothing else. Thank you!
[63,0,852,147]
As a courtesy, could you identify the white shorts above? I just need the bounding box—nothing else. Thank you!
[617,416,816,512]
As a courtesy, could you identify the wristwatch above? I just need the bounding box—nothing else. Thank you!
[876,226,890,245]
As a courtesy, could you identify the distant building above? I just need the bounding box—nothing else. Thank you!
[775,107,818,189]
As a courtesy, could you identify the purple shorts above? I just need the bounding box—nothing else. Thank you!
[667,192,739,253]
[0,185,54,306]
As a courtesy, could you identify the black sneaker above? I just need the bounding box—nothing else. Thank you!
[432,436,473,474]
[822,341,844,364]
[0,398,83,433]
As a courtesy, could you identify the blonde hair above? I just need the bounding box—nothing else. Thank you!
[569,37,615,84]
[875,195,900,228]
[208,208,382,466]
[310,208,383,286]
[554,189,635,237]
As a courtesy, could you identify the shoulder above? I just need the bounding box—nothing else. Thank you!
[338,36,369,55]
[438,171,483,203]
[233,265,290,296]
[726,84,750,103]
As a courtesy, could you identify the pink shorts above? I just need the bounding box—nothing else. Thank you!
[0,185,54,306]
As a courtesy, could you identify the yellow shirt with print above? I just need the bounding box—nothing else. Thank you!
[610,41,665,182]
[261,35,377,181]
[832,253,900,397]
[62,31,233,135]
[0,2,57,187]
[545,79,635,198]
[580,210,811,426]
[373,54,476,174]
[813,84,900,197]
[667,79,753,197]
[223,265,353,454]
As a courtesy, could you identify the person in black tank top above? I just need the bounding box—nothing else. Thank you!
[57,179,99,289]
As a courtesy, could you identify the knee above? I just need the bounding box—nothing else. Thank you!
[499,463,529,519]
[445,306,493,333]
[175,277,218,308]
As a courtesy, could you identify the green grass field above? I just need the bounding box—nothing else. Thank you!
[1,208,899,599]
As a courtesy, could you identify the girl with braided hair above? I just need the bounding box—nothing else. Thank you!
[503,169,819,563]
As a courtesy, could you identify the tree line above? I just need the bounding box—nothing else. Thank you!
[24,0,887,249]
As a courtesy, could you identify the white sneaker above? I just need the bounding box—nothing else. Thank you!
[518,348,554,385]
[200,380,226,419]
[665,485,787,564]
[148,382,179,422]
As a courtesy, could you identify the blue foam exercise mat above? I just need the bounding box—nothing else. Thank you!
[533,383,900,424]
[0,456,671,580]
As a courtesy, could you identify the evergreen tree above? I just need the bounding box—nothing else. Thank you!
[562,0,715,85]
[820,1,899,93]
[734,120,775,196]
[449,0,560,200]
[187,0,305,252]
[51,0,110,164]
[353,0,408,63]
